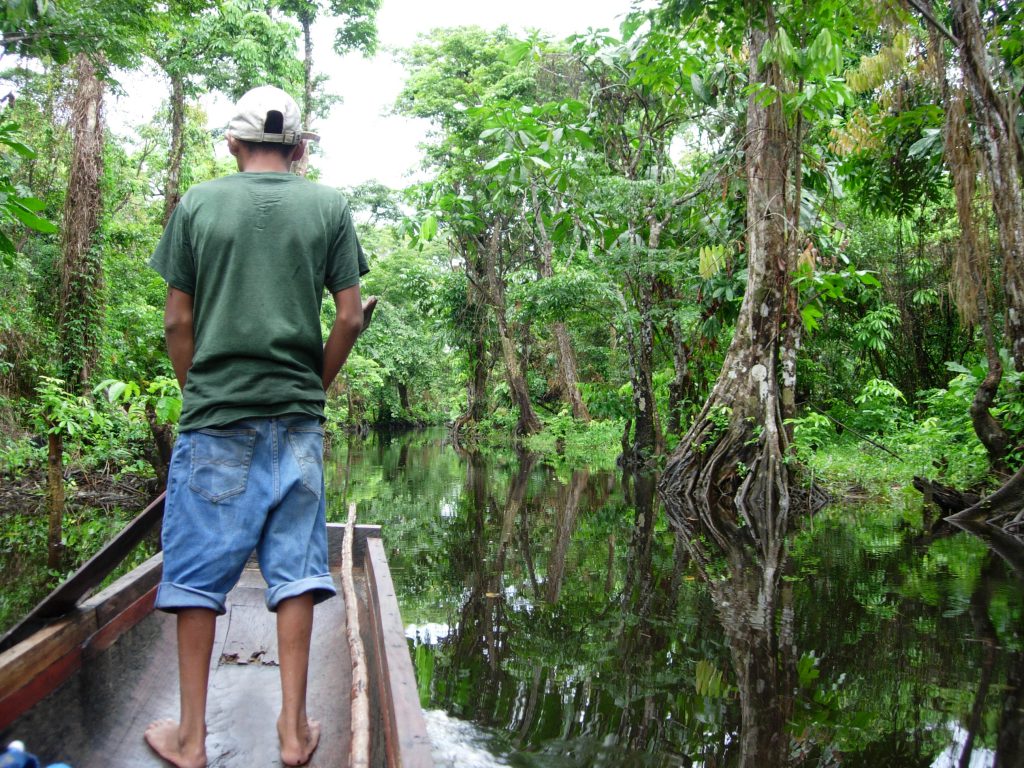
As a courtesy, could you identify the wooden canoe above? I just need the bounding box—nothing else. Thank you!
[0,511,433,767]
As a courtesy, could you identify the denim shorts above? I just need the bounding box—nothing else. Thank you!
[155,416,337,614]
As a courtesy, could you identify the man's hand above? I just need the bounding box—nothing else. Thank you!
[361,296,378,334]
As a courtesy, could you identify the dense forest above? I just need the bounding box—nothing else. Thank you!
[0,0,1023,763]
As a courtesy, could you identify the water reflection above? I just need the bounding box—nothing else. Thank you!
[325,430,1024,767]
[949,520,1024,767]
[661,488,793,768]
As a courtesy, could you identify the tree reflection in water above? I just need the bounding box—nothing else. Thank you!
[950,520,1024,767]
[661,488,795,768]
[329,431,1024,766]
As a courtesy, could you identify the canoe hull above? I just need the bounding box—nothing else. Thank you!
[0,524,432,767]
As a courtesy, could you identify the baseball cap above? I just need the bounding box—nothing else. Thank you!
[226,85,320,145]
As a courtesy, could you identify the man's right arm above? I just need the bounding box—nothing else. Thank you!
[164,287,195,390]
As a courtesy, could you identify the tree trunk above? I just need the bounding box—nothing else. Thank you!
[531,182,590,421]
[301,12,314,126]
[781,90,804,431]
[59,53,105,392]
[465,328,488,423]
[660,5,792,566]
[145,406,175,489]
[162,72,185,225]
[942,80,1010,470]
[552,322,590,421]
[46,432,64,570]
[397,381,410,413]
[619,223,664,465]
[453,249,490,440]
[481,226,541,435]
[665,319,693,436]
[952,0,1024,371]
[628,278,661,461]
[292,12,314,178]
[496,328,541,435]
[545,469,587,604]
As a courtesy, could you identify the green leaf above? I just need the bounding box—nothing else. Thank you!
[14,196,45,212]
[504,40,533,65]
[482,152,510,171]
[690,73,710,105]
[800,303,823,333]
[107,381,128,402]
[420,215,438,242]
[9,203,57,234]
[0,139,36,159]
[155,396,182,424]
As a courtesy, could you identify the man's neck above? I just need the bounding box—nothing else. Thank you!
[239,156,292,173]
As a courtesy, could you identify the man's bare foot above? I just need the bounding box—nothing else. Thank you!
[360,296,378,334]
[278,717,321,766]
[144,719,207,768]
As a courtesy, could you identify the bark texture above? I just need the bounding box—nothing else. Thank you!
[943,81,1010,470]
[162,72,185,225]
[59,53,105,391]
[660,7,792,566]
[46,432,64,570]
[481,225,541,435]
[952,0,1024,371]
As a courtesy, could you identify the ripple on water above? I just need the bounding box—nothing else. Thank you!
[424,710,511,768]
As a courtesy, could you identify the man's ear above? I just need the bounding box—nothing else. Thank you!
[226,135,241,157]
[290,141,306,163]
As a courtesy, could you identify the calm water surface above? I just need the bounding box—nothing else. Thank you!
[324,429,1023,768]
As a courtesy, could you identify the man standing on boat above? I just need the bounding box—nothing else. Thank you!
[144,85,373,768]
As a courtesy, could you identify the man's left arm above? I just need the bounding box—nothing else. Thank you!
[322,284,364,392]
[164,287,195,390]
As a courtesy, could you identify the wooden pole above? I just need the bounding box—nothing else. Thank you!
[343,502,370,767]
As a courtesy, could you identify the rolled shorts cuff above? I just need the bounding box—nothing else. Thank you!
[265,574,337,612]
[155,581,228,614]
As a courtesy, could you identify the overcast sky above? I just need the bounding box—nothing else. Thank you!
[108,0,633,189]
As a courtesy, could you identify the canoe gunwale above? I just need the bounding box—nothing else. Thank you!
[0,523,434,767]
[0,552,163,731]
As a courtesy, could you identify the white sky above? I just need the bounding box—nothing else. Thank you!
[107,0,633,189]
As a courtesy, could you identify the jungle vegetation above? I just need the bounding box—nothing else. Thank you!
[0,2,1022,751]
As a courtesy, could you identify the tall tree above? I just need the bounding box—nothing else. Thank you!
[274,0,379,176]
[150,0,305,222]
[398,27,544,435]
[949,0,1024,373]
[661,1,797,547]
[660,0,853,537]
[58,53,105,388]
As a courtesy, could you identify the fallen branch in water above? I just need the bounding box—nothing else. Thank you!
[947,463,1024,526]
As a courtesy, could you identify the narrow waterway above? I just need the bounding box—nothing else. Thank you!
[324,429,1023,768]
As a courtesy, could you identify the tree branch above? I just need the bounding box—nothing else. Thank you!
[904,0,960,47]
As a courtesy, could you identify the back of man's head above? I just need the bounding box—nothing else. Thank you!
[227,85,318,160]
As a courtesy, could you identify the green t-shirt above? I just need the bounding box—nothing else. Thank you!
[150,172,368,430]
